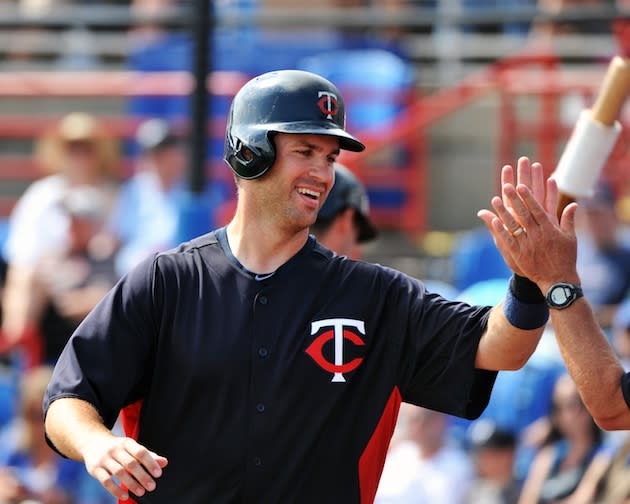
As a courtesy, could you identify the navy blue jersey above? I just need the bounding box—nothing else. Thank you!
[44,229,496,503]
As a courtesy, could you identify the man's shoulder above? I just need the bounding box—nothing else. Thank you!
[156,231,221,261]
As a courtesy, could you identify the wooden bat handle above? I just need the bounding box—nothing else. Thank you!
[555,56,630,218]
[591,56,630,126]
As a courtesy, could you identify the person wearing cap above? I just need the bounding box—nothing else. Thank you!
[109,117,225,276]
[310,162,377,257]
[466,420,521,504]
[0,112,118,367]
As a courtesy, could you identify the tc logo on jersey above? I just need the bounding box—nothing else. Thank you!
[317,91,339,120]
[306,318,365,382]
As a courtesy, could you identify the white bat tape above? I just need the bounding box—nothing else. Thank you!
[551,109,622,198]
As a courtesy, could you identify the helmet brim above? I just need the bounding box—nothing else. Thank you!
[268,122,365,152]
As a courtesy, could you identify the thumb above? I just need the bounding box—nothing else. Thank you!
[559,202,578,234]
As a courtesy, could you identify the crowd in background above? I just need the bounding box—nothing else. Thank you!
[0,1,629,503]
[1,111,630,502]
[0,111,228,502]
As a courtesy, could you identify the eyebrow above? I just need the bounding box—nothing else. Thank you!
[294,140,340,157]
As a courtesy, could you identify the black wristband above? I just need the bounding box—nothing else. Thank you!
[510,274,545,304]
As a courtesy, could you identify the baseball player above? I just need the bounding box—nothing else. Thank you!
[44,69,574,503]
[310,162,377,257]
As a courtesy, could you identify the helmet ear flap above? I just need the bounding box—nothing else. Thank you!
[226,132,275,179]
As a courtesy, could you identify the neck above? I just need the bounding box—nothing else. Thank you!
[226,207,310,274]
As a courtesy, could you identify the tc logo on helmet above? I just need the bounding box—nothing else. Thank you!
[317,91,339,120]
[306,318,365,382]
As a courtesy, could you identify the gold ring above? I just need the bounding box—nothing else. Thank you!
[511,227,525,237]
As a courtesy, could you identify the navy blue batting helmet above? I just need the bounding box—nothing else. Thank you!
[224,70,365,180]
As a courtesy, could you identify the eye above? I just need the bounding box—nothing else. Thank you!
[296,149,312,157]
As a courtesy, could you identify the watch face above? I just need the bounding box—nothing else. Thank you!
[550,286,570,305]
[547,283,582,309]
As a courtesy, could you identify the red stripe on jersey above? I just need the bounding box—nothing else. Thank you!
[118,400,144,504]
[358,387,402,503]
[121,399,143,439]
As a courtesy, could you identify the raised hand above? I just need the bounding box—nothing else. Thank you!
[477,157,580,290]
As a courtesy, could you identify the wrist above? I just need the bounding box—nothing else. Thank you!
[511,274,545,303]
[504,274,549,330]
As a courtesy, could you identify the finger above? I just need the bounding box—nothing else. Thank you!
[91,466,130,501]
[545,177,559,221]
[478,206,522,274]
[516,156,532,190]
[149,451,169,470]
[516,184,552,228]
[560,202,579,235]
[501,164,515,207]
[491,191,526,233]
[530,162,545,204]
[125,440,168,478]
[103,458,149,498]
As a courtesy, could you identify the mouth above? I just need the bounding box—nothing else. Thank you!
[297,187,322,205]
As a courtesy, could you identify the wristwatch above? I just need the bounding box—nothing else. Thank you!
[545,282,584,310]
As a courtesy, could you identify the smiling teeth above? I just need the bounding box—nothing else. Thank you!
[297,188,320,198]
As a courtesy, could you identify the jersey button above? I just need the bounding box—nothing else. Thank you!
[256,403,265,413]
[259,295,268,305]
[258,347,269,358]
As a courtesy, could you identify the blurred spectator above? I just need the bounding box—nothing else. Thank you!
[575,431,630,503]
[466,420,521,504]
[109,117,224,276]
[3,111,118,275]
[574,182,630,330]
[0,365,112,503]
[310,162,378,258]
[557,424,630,503]
[375,404,474,503]
[1,112,119,367]
[517,374,604,504]
[31,186,119,364]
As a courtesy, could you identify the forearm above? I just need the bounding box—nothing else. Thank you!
[45,397,116,462]
[550,299,630,430]
[475,302,545,370]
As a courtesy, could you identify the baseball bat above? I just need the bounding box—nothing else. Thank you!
[552,55,630,219]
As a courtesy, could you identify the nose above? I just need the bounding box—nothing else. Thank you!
[309,156,333,183]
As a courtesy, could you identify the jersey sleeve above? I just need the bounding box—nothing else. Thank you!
[392,275,496,419]
[43,253,163,429]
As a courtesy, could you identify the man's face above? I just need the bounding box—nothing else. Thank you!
[247,133,339,232]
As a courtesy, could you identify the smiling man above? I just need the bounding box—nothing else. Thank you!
[43,70,575,503]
